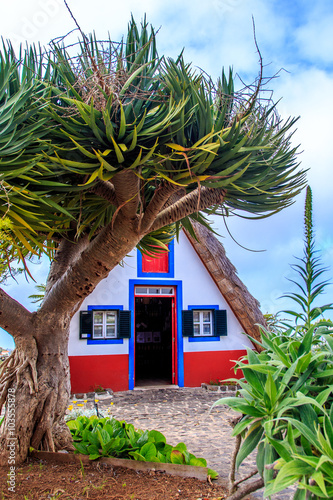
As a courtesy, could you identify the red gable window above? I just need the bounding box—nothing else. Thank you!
[142,247,169,273]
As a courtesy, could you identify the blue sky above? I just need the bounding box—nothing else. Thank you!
[1,0,333,348]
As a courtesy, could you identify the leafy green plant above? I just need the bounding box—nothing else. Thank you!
[209,379,221,386]
[0,216,24,283]
[66,415,218,479]
[215,186,333,498]
[90,384,106,393]
[209,379,238,386]
[214,323,333,499]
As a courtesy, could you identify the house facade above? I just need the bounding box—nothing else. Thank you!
[68,226,264,393]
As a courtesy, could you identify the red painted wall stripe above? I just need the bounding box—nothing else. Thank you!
[183,350,246,387]
[69,355,129,393]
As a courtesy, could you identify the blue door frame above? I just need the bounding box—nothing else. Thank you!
[128,279,184,390]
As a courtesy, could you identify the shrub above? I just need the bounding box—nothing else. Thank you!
[67,415,218,479]
[214,322,333,499]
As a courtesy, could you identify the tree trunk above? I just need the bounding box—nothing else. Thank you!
[0,311,73,466]
[0,182,226,465]
[0,214,142,465]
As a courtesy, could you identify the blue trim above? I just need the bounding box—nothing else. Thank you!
[87,305,123,311]
[187,305,219,341]
[129,279,183,390]
[188,336,220,342]
[188,305,219,310]
[88,339,124,345]
[137,239,174,278]
[87,305,124,345]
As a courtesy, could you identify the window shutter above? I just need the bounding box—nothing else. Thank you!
[118,310,131,338]
[214,309,227,336]
[142,247,169,273]
[182,310,194,337]
[79,311,93,339]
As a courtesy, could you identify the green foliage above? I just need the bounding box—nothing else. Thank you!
[66,415,218,479]
[0,216,24,282]
[282,186,332,329]
[218,187,333,497]
[0,17,305,269]
[0,217,13,280]
[214,323,333,498]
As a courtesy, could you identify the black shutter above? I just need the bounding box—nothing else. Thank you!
[79,311,93,339]
[182,310,194,337]
[214,309,227,336]
[118,310,131,338]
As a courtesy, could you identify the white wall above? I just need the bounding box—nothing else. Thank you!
[68,251,136,356]
[69,231,254,356]
[175,234,253,352]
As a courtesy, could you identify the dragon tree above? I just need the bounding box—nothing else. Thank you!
[0,18,305,463]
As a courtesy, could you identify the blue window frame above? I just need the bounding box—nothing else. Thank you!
[185,305,227,342]
[87,305,124,344]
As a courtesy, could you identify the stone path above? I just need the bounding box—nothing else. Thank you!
[86,387,294,500]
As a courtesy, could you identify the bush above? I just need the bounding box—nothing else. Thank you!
[214,322,333,499]
[67,415,218,479]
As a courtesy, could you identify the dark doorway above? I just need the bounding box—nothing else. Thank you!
[135,296,173,385]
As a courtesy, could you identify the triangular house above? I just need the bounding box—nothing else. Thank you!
[69,223,265,392]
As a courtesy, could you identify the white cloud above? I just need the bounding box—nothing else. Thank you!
[294,6,333,66]
[273,68,333,200]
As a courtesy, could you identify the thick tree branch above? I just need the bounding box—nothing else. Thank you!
[41,212,141,315]
[149,187,226,232]
[45,235,89,298]
[112,170,140,219]
[161,189,187,210]
[140,183,182,232]
[0,288,33,338]
[89,179,118,206]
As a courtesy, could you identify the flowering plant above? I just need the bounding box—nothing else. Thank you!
[65,399,113,422]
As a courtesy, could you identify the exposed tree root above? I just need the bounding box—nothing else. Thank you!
[31,389,55,450]
[53,420,75,451]
[234,468,259,487]
[227,415,242,495]
[0,328,74,465]
[0,337,38,414]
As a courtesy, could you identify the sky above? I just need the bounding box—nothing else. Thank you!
[0,0,332,348]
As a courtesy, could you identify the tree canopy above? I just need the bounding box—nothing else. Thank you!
[0,17,305,275]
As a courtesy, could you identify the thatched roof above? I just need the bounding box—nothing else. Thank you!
[184,222,266,348]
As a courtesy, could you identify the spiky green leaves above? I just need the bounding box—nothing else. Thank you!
[215,324,333,498]
[0,16,305,267]
[282,186,332,328]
